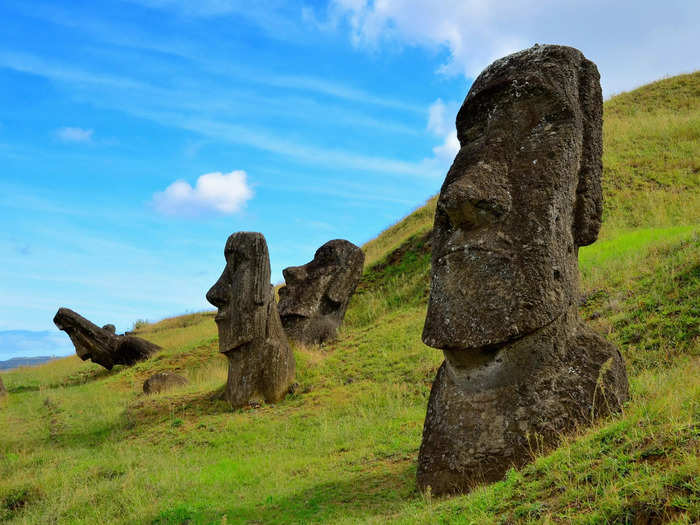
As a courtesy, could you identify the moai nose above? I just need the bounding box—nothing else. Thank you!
[283,265,305,284]
[440,161,512,231]
[206,275,229,309]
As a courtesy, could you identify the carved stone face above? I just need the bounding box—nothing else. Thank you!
[423,46,603,351]
[278,240,363,320]
[206,232,271,353]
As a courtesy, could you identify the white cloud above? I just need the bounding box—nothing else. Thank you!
[427,98,461,137]
[431,131,459,165]
[424,98,461,171]
[56,126,94,143]
[328,0,700,96]
[153,170,254,216]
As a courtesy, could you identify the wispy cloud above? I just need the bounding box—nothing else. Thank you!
[0,50,434,177]
[153,170,254,216]
[12,3,425,113]
[56,126,93,143]
[327,0,700,95]
[0,50,145,90]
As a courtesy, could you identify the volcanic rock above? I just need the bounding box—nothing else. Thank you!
[53,308,160,370]
[418,44,629,495]
[206,232,295,408]
[143,372,188,394]
[278,239,364,345]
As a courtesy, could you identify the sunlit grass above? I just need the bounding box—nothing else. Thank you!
[0,72,698,524]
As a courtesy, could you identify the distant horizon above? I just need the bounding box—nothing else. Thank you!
[1,0,698,359]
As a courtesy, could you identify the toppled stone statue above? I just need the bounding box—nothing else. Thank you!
[278,239,364,345]
[418,45,629,495]
[206,232,295,408]
[53,308,160,370]
[143,372,188,394]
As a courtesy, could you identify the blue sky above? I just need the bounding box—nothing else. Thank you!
[1,0,698,359]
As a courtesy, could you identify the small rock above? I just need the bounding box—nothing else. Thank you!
[143,372,188,394]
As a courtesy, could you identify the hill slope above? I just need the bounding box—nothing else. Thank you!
[0,73,698,524]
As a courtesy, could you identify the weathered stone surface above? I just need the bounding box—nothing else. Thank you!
[143,372,188,394]
[102,324,116,334]
[53,308,160,370]
[278,239,364,345]
[0,375,6,398]
[207,232,295,408]
[418,45,629,495]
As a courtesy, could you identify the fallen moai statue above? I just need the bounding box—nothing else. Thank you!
[278,239,364,345]
[206,232,295,408]
[143,372,188,394]
[53,308,160,370]
[418,44,629,495]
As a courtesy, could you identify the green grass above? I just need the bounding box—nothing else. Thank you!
[1,72,699,524]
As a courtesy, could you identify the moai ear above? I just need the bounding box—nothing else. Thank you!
[573,57,604,247]
[326,249,364,305]
[252,234,271,306]
[326,271,349,306]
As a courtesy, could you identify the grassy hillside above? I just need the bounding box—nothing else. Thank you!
[0,73,698,524]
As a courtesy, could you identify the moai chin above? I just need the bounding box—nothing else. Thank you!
[278,239,364,346]
[206,232,295,408]
[418,45,629,495]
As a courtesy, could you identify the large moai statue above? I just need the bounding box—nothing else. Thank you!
[278,239,364,346]
[54,308,160,370]
[206,232,295,408]
[418,45,629,495]
[0,375,6,398]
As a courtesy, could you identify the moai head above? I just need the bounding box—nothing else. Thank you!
[423,45,603,351]
[278,239,364,344]
[53,307,159,369]
[54,307,119,363]
[206,232,273,353]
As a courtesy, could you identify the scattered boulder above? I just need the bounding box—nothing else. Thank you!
[418,45,629,495]
[206,232,295,408]
[53,308,160,370]
[143,372,188,394]
[278,239,364,345]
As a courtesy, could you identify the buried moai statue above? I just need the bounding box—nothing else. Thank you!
[417,45,629,495]
[206,232,295,408]
[278,239,364,345]
[53,308,160,370]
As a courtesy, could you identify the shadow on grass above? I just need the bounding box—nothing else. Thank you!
[123,387,233,429]
[152,462,419,524]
